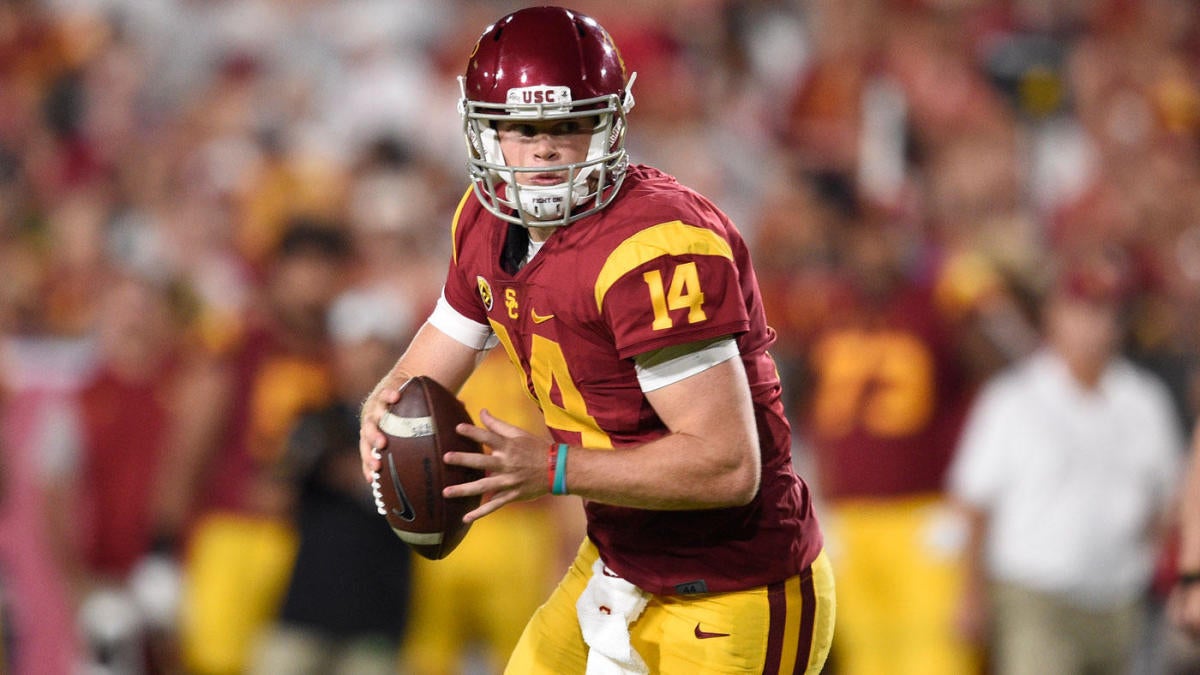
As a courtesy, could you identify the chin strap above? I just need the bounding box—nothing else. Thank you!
[511,178,590,225]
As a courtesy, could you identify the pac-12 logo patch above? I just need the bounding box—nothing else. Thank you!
[477,276,494,311]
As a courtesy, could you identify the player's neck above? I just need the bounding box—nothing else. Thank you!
[528,226,559,243]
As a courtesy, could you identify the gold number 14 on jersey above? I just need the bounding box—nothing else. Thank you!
[643,262,707,330]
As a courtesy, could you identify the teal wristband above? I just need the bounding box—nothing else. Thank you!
[552,443,569,495]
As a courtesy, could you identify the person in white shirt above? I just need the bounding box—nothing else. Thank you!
[948,257,1183,675]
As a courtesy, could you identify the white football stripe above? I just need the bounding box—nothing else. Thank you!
[379,412,435,438]
[392,529,444,545]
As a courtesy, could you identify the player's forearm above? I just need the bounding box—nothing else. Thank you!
[562,430,761,510]
[560,353,762,509]
[372,322,482,398]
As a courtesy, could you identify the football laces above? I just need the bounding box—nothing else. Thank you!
[371,471,386,515]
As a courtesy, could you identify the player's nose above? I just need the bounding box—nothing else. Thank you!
[532,136,560,162]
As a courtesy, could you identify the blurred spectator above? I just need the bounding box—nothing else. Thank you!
[0,330,93,675]
[149,220,352,675]
[41,273,187,674]
[0,377,8,673]
[344,135,449,319]
[233,124,348,274]
[780,0,883,177]
[301,0,454,165]
[248,287,415,675]
[879,5,1015,160]
[0,574,9,675]
[949,253,1184,675]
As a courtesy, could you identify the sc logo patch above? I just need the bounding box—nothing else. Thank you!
[477,276,494,311]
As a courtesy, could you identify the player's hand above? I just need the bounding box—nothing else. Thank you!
[1170,583,1200,639]
[359,377,403,482]
[443,408,550,522]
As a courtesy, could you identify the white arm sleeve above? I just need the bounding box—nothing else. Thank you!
[634,337,740,393]
[427,291,498,350]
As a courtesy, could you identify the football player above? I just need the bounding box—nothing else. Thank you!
[790,214,990,675]
[358,6,834,674]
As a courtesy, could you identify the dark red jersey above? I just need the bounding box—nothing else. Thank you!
[442,164,823,595]
[204,319,333,514]
[800,281,971,499]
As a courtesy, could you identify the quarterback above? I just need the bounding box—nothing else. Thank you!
[359,7,834,674]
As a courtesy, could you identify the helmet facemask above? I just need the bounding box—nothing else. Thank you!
[459,74,636,228]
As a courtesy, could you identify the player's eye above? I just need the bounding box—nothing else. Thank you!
[497,122,537,138]
[500,120,593,137]
[550,120,584,135]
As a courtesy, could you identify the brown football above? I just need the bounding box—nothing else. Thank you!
[371,376,484,560]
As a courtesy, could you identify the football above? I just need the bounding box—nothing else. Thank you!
[371,375,484,560]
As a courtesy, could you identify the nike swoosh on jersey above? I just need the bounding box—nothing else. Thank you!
[388,453,417,521]
[693,624,730,639]
[531,309,555,323]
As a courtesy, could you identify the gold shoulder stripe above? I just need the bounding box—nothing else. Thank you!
[450,186,475,264]
[594,221,734,312]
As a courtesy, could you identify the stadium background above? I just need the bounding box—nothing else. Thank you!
[0,0,1198,673]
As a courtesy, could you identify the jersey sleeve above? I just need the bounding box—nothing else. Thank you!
[594,221,749,360]
[428,292,496,350]
[440,187,490,326]
[633,337,739,392]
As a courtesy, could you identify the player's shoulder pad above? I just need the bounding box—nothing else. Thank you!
[450,185,480,265]
[593,220,734,313]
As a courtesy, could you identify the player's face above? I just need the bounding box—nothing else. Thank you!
[495,118,592,185]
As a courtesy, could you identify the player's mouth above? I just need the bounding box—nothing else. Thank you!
[527,171,567,185]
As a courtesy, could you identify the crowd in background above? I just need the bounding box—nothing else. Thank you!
[1,0,1199,673]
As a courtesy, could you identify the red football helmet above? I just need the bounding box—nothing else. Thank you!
[459,6,636,227]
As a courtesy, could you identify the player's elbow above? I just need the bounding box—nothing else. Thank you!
[729,456,761,506]
[710,444,760,507]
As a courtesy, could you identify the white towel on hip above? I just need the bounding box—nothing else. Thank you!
[576,558,651,675]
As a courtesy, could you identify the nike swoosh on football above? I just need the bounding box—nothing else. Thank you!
[388,453,417,521]
[531,309,555,323]
[694,624,730,639]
